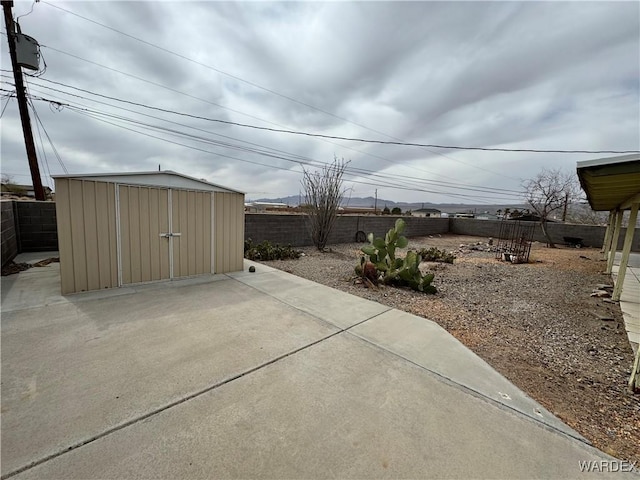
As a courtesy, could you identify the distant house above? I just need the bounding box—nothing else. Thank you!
[476,213,500,220]
[339,206,379,215]
[413,208,442,217]
[244,201,289,213]
[0,183,53,199]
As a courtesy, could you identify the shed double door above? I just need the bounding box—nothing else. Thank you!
[117,185,213,285]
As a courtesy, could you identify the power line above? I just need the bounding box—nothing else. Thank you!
[20,79,527,197]
[10,71,635,156]
[19,56,497,186]
[6,76,568,203]
[41,4,634,168]
[29,97,53,187]
[23,88,526,201]
[63,103,522,203]
[27,96,69,174]
[0,92,13,117]
[20,88,548,203]
[68,104,521,201]
[48,95,520,200]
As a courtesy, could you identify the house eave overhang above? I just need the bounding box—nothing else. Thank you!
[576,154,640,211]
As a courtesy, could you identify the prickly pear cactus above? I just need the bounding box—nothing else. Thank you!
[357,219,436,293]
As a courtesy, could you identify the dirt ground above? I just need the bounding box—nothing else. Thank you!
[262,234,640,464]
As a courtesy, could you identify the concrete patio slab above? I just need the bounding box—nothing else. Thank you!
[349,309,584,440]
[1,255,630,479]
[11,334,625,480]
[228,262,391,329]
[1,273,339,475]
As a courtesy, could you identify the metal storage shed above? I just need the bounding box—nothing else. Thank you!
[53,171,245,294]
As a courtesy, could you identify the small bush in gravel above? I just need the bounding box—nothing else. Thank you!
[244,239,301,261]
[418,247,456,264]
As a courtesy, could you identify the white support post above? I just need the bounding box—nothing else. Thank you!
[601,210,615,255]
[630,348,640,393]
[612,203,639,301]
[606,209,624,274]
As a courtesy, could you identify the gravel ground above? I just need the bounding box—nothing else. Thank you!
[261,234,640,463]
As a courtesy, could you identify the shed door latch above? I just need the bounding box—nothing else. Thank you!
[159,232,182,238]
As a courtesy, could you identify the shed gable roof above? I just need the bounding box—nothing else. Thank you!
[52,171,244,194]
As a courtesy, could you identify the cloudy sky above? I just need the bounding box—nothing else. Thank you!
[1,1,638,204]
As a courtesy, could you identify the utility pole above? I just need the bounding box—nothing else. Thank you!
[2,0,45,200]
[561,191,570,222]
[374,189,378,214]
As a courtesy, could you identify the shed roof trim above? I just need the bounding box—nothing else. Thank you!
[52,171,244,194]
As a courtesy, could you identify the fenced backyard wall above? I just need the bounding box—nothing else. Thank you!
[14,201,58,253]
[449,218,639,251]
[1,200,58,267]
[1,201,18,267]
[2,202,638,268]
[244,214,450,247]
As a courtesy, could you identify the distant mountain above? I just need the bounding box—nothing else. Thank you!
[251,195,527,213]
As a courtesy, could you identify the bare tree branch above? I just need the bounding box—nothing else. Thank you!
[523,168,579,248]
[302,157,348,251]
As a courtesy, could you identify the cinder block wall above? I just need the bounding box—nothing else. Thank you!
[449,218,639,251]
[245,214,450,247]
[14,201,58,252]
[4,204,637,257]
[1,201,18,267]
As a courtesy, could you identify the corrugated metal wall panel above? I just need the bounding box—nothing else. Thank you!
[55,179,118,294]
[173,189,186,277]
[214,192,225,273]
[235,193,245,271]
[119,185,170,285]
[214,192,244,273]
[55,178,75,294]
[170,189,211,278]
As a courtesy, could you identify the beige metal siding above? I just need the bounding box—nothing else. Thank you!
[56,178,242,294]
[55,178,117,294]
[119,185,170,285]
[214,192,244,273]
[172,189,212,277]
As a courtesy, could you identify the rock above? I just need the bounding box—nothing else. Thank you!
[590,290,610,298]
[594,313,614,321]
[596,284,613,290]
[488,237,494,245]
[249,266,256,273]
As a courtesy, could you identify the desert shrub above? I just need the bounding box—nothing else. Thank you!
[391,207,402,215]
[244,239,301,261]
[418,247,456,264]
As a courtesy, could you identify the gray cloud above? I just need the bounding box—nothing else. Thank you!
[1,1,638,204]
